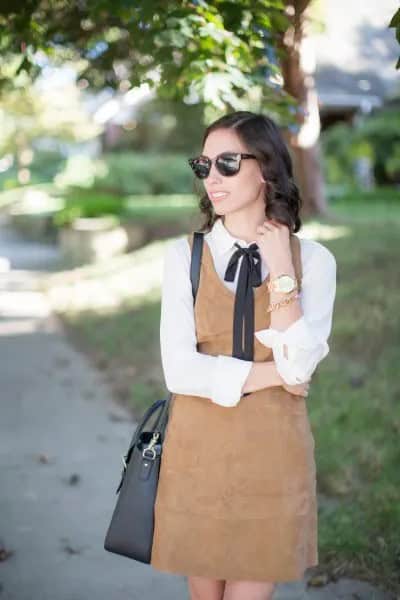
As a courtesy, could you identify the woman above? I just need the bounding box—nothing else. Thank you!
[150,111,337,600]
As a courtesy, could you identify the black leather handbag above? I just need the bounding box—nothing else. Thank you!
[103,231,204,563]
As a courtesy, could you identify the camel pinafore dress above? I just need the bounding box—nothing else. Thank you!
[150,232,318,582]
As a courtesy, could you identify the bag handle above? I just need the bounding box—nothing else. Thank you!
[116,396,171,492]
[124,398,168,461]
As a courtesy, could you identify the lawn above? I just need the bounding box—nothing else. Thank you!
[44,189,400,593]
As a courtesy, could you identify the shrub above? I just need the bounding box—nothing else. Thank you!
[92,152,194,195]
[321,104,400,186]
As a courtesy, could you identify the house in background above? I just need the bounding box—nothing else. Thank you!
[313,0,399,129]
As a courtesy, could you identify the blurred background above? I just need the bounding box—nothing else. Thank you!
[0,1,399,598]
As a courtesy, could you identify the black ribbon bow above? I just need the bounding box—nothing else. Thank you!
[224,241,263,362]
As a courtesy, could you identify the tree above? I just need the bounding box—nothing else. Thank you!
[389,7,400,69]
[278,0,329,216]
[0,0,330,215]
[0,76,100,185]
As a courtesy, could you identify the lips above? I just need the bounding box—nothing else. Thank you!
[209,191,230,201]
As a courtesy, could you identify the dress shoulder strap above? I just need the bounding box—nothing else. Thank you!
[187,231,204,303]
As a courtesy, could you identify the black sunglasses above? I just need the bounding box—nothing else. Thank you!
[188,152,257,179]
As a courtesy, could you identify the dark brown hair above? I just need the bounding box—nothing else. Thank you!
[193,111,302,233]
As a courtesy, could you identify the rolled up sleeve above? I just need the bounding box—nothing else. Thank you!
[209,355,253,407]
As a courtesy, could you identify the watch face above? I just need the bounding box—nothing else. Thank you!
[277,275,296,292]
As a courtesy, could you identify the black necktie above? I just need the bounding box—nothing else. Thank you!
[224,242,262,362]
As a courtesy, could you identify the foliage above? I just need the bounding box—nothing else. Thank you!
[0,0,300,119]
[56,151,195,195]
[0,81,100,155]
[357,105,400,183]
[389,7,400,69]
[96,152,194,195]
[54,154,108,190]
[0,150,66,190]
[53,188,125,227]
[106,97,206,154]
[321,104,400,186]
[52,188,198,228]
[0,75,101,191]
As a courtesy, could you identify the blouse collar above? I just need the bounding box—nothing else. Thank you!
[210,218,259,256]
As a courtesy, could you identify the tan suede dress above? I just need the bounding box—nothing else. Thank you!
[150,231,318,582]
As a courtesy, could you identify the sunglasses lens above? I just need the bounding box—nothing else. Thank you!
[189,153,241,178]
[216,154,240,176]
[191,157,210,179]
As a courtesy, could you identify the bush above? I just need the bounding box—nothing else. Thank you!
[54,151,195,196]
[0,150,66,191]
[93,152,194,195]
[321,104,400,186]
[53,188,126,227]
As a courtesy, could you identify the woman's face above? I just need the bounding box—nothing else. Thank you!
[201,128,265,217]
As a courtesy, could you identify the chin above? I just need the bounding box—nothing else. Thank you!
[215,200,252,216]
[213,206,231,217]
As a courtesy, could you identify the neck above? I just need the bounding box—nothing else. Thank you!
[222,207,266,244]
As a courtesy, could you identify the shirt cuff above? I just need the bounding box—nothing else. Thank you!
[254,316,329,384]
[255,315,321,349]
[210,355,253,407]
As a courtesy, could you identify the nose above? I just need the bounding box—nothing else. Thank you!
[207,159,222,182]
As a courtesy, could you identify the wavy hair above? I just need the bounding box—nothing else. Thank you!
[192,111,302,233]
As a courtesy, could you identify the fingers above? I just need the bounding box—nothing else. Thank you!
[257,220,279,233]
[281,378,312,398]
[285,382,310,397]
[256,223,272,234]
[262,220,277,230]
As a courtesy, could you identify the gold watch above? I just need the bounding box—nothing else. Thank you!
[267,273,298,294]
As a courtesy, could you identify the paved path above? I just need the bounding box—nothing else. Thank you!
[0,215,394,599]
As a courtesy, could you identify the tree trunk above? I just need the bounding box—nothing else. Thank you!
[278,0,329,217]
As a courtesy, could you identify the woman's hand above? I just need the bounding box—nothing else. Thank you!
[281,380,311,398]
[255,218,292,275]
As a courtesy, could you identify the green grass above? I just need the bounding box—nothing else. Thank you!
[46,189,400,592]
[307,215,400,589]
[331,194,400,223]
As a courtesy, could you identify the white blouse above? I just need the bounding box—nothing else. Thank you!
[160,218,337,408]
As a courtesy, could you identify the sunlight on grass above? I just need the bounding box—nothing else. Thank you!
[300,221,351,241]
[8,188,65,214]
[43,237,171,313]
[0,183,59,210]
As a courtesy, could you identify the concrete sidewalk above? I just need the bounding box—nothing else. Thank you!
[0,218,394,599]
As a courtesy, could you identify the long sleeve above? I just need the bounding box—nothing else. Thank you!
[159,238,253,407]
[254,242,337,385]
